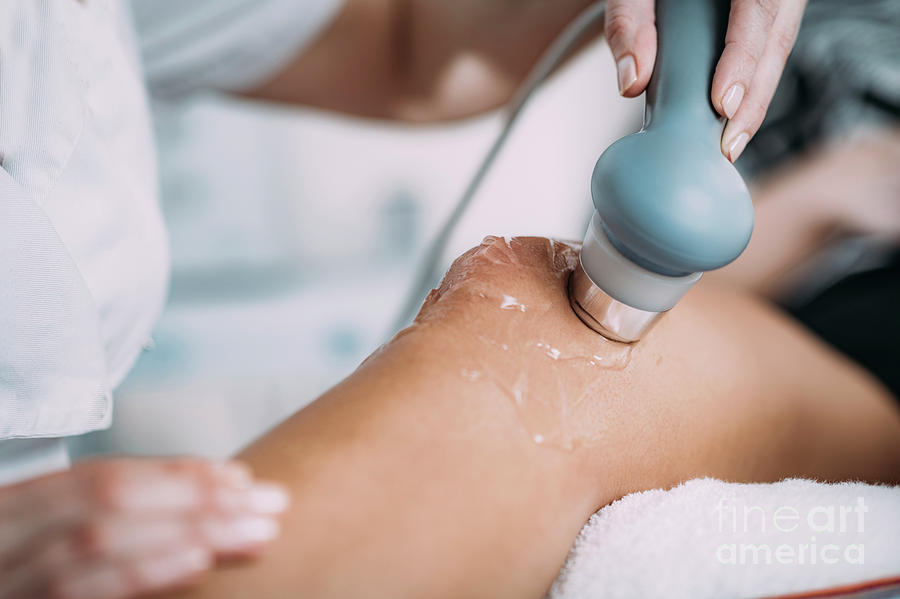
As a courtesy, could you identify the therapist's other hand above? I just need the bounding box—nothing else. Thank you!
[605,0,807,161]
[0,457,289,599]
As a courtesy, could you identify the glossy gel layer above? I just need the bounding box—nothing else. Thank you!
[414,236,634,451]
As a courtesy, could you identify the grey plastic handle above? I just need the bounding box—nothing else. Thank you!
[645,0,728,137]
[590,0,753,276]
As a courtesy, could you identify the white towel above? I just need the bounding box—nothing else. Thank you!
[549,478,900,599]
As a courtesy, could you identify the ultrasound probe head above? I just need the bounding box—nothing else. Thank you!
[570,0,754,342]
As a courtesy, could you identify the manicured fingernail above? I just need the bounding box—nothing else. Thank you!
[247,483,290,514]
[722,84,744,119]
[133,546,210,590]
[233,516,280,542]
[616,54,637,95]
[726,132,750,162]
[203,516,280,550]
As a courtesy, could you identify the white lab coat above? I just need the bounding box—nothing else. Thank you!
[0,0,341,483]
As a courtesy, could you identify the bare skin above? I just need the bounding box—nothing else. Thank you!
[168,237,900,599]
[242,0,603,121]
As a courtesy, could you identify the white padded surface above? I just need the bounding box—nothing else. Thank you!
[550,478,900,599]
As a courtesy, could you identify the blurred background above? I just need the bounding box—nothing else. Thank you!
[73,39,640,459]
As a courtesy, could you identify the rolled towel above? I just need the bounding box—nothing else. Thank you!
[549,478,900,599]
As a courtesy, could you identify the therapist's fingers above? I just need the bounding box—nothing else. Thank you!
[31,512,282,569]
[50,545,210,599]
[3,457,284,525]
[604,0,657,97]
[0,457,282,557]
[2,513,282,599]
[1,457,249,515]
[2,542,211,599]
[0,457,289,599]
[68,458,289,515]
[711,0,779,119]
[713,0,807,161]
[0,517,211,599]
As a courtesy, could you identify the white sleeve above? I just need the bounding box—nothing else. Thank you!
[0,169,111,440]
[129,0,344,98]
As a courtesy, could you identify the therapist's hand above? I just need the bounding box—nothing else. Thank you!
[0,457,289,599]
[605,0,807,161]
